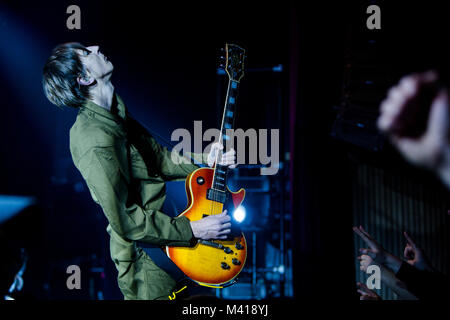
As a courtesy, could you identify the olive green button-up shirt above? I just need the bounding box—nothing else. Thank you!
[69,93,207,300]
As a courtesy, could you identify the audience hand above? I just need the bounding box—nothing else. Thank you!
[403,231,433,272]
[357,282,382,300]
[353,225,403,273]
[377,70,450,188]
[358,254,375,272]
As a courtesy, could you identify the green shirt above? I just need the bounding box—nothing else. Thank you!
[69,93,207,300]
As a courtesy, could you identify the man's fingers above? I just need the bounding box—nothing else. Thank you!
[218,212,231,223]
[390,135,426,165]
[358,226,373,240]
[212,142,224,150]
[403,231,417,248]
[378,70,439,135]
[222,148,236,156]
[357,289,365,296]
[404,245,414,259]
[353,226,367,241]
[221,222,232,229]
[218,228,231,235]
[420,70,439,84]
[353,226,376,248]
[359,248,376,259]
[427,89,449,137]
[357,282,372,295]
[220,158,236,165]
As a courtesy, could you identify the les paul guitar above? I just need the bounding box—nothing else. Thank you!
[166,44,247,288]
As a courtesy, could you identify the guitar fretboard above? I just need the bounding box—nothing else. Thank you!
[212,79,239,192]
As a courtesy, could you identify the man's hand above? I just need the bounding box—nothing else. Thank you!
[353,225,402,273]
[189,210,231,240]
[357,282,382,300]
[377,70,450,187]
[207,142,237,168]
[403,231,433,272]
[358,254,375,272]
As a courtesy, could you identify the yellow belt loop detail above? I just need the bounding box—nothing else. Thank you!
[168,285,187,300]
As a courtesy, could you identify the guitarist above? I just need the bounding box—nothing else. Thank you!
[42,43,237,300]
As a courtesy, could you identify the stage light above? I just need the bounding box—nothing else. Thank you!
[0,195,36,224]
[233,205,246,223]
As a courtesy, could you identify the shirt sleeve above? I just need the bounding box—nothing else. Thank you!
[395,261,449,300]
[76,146,195,247]
[146,134,209,181]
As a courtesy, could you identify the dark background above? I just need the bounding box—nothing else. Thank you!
[0,0,449,301]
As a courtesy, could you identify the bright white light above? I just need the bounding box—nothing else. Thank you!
[233,206,246,223]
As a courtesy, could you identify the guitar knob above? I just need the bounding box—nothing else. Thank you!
[221,262,230,270]
[196,176,205,185]
[232,258,241,265]
[224,247,233,254]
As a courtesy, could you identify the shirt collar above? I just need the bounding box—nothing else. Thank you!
[80,93,128,126]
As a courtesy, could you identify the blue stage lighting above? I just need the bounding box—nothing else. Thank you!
[233,205,246,223]
[0,195,36,224]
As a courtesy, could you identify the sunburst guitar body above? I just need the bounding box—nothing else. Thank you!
[166,44,247,287]
[166,167,246,287]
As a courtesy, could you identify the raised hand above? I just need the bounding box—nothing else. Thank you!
[377,70,450,188]
[353,225,386,263]
[189,210,232,240]
[358,254,375,272]
[403,231,433,272]
[356,282,381,300]
[353,225,402,273]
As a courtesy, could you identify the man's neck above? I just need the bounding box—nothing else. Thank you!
[90,79,115,111]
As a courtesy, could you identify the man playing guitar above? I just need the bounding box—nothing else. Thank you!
[42,43,236,300]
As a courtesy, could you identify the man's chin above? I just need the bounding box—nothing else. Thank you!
[106,63,114,74]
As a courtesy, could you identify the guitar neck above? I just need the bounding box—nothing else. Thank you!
[212,79,240,192]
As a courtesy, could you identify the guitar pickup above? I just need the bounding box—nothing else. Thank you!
[206,188,227,204]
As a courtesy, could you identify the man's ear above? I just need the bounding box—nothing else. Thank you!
[77,75,95,86]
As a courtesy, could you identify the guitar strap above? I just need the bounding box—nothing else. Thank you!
[124,115,194,298]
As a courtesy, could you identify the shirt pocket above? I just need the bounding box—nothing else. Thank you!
[130,145,160,180]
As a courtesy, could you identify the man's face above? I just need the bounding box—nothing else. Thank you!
[76,45,114,80]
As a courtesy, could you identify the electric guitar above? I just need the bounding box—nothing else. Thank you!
[166,44,247,288]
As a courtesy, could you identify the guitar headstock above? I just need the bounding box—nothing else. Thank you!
[222,43,246,82]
